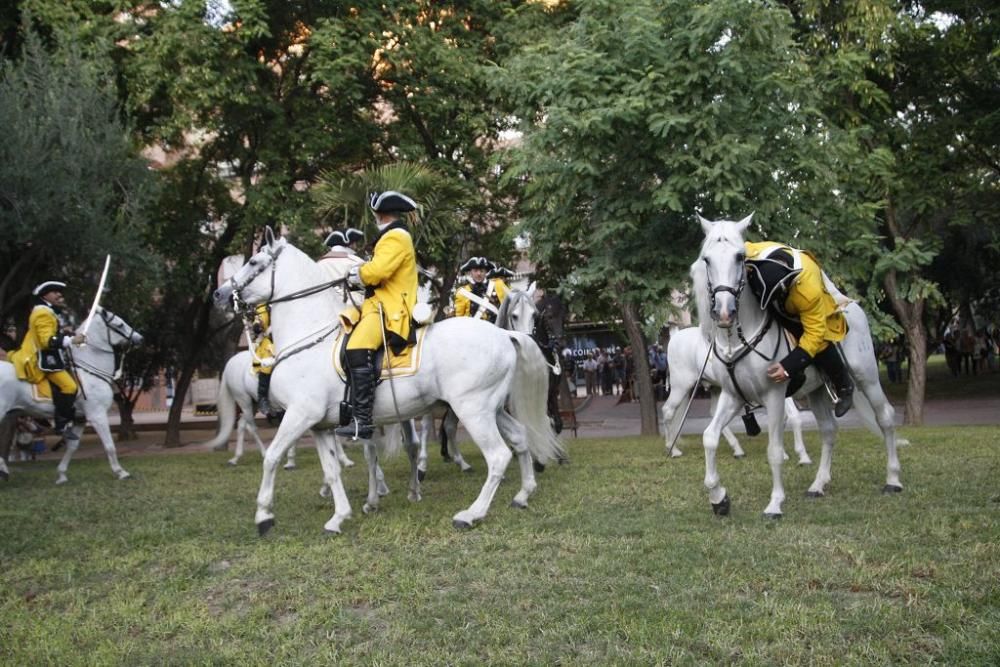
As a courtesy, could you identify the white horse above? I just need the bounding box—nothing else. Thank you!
[662,326,811,464]
[200,350,303,468]
[693,214,901,518]
[413,284,547,479]
[223,231,564,534]
[0,308,144,484]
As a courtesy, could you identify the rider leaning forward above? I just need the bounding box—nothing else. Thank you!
[335,191,419,441]
[8,281,87,440]
[744,241,854,417]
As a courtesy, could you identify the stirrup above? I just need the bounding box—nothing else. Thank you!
[334,419,372,441]
[834,392,853,418]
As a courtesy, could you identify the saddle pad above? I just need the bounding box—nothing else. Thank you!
[31,379,53,402]
[332,326,430,381]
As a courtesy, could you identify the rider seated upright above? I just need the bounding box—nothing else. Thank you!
[744,241,854,417]
[8,281,87,440]
[454,256,509,324]
[335,191,419,441]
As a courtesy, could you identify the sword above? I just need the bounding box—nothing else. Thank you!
[666,340,714,457]
[81,254,111,338]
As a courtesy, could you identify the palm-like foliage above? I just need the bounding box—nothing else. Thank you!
[312,162,471,266]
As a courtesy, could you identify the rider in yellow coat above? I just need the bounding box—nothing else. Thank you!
[8,281,87,439]
[336,191,419,440]
[744,241,853,417]
[454,256,509,323]
[251,304,276,416]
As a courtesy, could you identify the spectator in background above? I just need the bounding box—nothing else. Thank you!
[650,344,668,400]
[943,331,961,377]
[582,352,598,397]
[960,328,977,376]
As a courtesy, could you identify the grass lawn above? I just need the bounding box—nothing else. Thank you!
[1,426,998,665]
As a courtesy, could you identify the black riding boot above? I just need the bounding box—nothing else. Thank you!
[335,349,376,440]
[814,344,854,417]
[52,388,79,440]
[257,372,273,417]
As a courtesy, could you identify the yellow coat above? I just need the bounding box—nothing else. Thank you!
[357,225,418,342]
[252,305,274,375]
[454,279,508,319]
[9,304,62,383]
[745,241,846,357]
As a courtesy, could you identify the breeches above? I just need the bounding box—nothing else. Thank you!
[346,312,383,351]
[47,370,78,395]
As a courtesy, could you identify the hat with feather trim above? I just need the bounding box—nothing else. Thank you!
[487,264,515,280]
[369,191,417,214]
[324,227,365,248]
[745,247,802,310]
[460,256,491,273]
[33,281,67,297]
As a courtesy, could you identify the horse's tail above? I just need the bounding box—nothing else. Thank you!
[201,374,238,451]
[507,332,566,465]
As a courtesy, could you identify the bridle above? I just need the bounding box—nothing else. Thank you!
[70,309,140,388]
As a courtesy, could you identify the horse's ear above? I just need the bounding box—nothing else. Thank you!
[696,212,714,235]
[527,281,537,298]
[264,226,276,247]
[735,212,754,232]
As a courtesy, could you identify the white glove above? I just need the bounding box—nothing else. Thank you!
[347,266,364,290]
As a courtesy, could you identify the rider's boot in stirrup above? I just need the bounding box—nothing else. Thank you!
[52,389,80,441]
[814,344,854,417]
[335,349,376,440]
[257,371,274,417]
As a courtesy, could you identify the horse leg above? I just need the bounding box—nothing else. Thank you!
[857,377,903,493]
[703,392,741,515]
[805,392,837,497]
[497,409,536,509]
[310,430,352,534]
[762,393,788,518]
[332,435,354,468]
[416,414,430,480]
[255,409,317,535]
[88,415,131,481]
[402,421,423,503]
[228,418,250,466]
[444,411,472,473]
[54,424,83,485]
[661,376,694,458]
[785,398,812,465]
[362,439,383,513]
[721,425,745,458]
[449,409,513,529]
[0,455,9,481]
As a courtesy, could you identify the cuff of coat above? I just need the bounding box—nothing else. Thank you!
[780,347,813,376]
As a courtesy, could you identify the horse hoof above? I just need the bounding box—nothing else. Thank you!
[363,503,377,515]
[733,453,745,460]
[212,443,228,452]
[462,467,474,474]
[283,464,297,471]
[257,518,275,536]
[805,490,824,498]
[532,460,546,474]
[55,477,68,486]
[711,495,731,516]
[227,460,238,467]
[323,528,342,536]
[882,484,903,494]
[510,499,528,510]
[452,519,474,530]
[417,469,426,482]
[117,472,132,481]
[763,512,783,520]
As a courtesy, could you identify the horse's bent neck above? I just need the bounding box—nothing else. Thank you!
[266,249,342,348]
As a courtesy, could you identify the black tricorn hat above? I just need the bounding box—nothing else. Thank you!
[324,227,365,248]
[369,191,417,214]
[745,248,802,309]
[487,264,515,280]
[460,256,491,273]
[33,280,67,297]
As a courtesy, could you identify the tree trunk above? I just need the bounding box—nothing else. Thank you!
[621,300,658,435]
[114,394,138,441]
[165,363,196,447]
[884,269,927,425]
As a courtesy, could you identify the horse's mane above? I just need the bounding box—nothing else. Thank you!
[690,258,713,338]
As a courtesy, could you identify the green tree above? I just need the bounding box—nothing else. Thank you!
[498,0,855,434]
[0,26,156,336]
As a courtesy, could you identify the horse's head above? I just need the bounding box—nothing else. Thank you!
[219,228,288,307]
[94,308,144,348]
[697,212,753,329]
[498,287,538,336]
